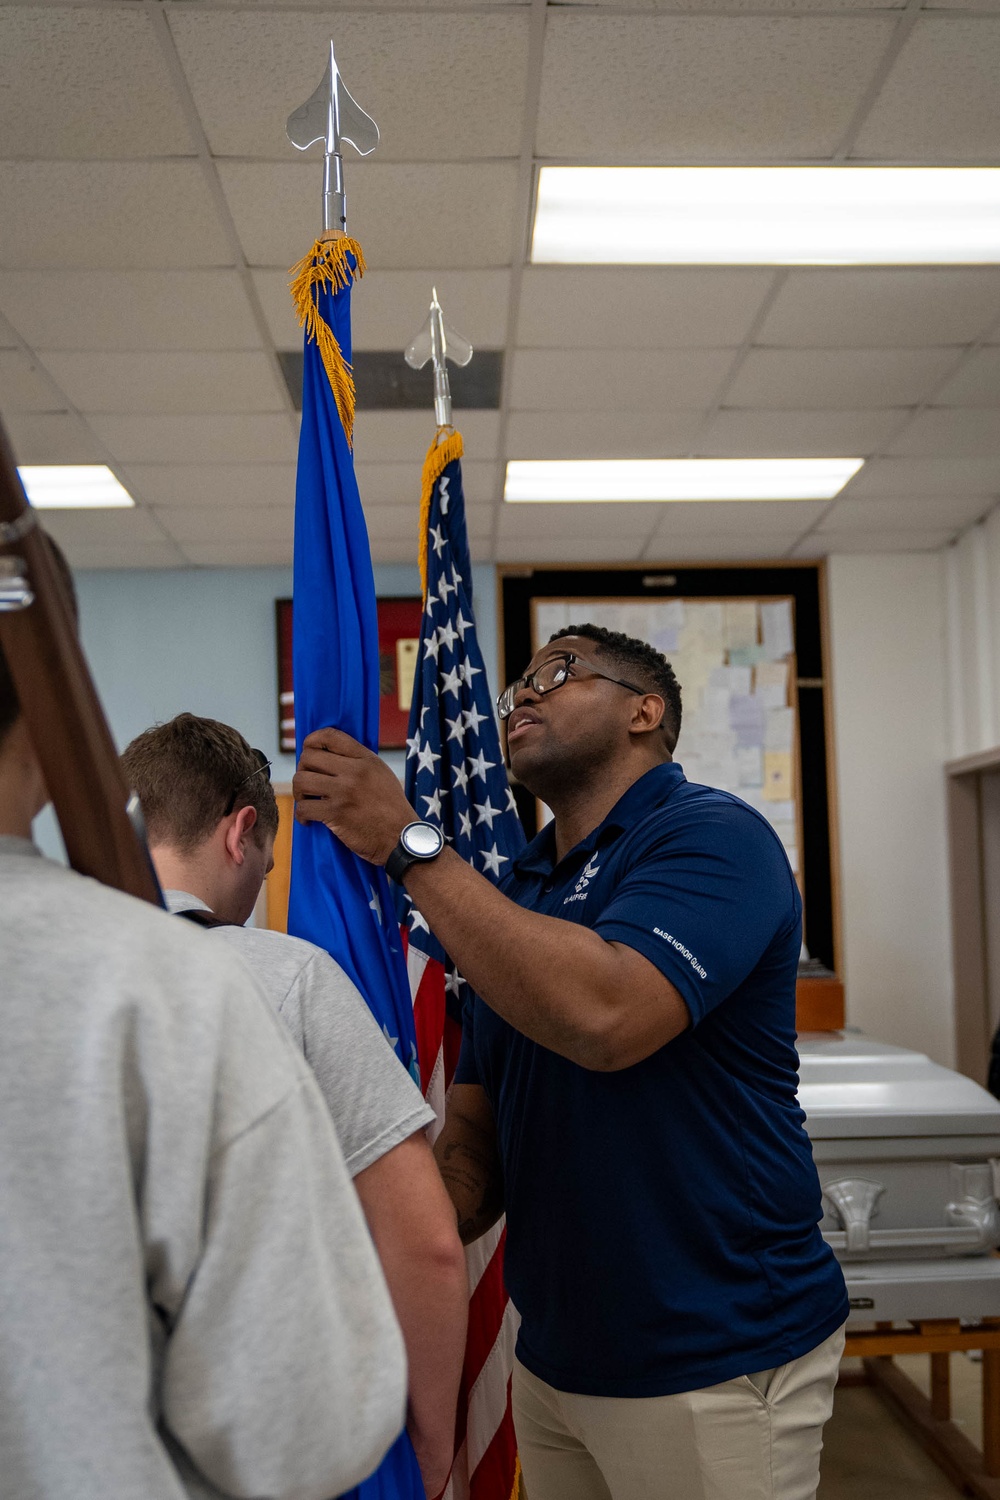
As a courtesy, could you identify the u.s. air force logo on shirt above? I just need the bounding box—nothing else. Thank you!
[564,855,600,906]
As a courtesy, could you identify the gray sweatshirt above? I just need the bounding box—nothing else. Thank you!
[0,837,407,1500]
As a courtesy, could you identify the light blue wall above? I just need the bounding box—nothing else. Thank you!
[34,561,500,860]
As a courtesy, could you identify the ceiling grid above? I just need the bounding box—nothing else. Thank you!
[1,0,999,567]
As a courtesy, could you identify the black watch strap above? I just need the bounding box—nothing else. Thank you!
[385,842,417,883]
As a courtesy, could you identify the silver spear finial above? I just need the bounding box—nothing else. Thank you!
[286,41,378,236]
[405,288,473,430]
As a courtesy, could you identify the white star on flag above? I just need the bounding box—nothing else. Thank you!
[423,630,442,662]
[475,798,500,830]
[437,620,458,652]
[406,730,421,759]
[439,478,450,515]
[452,763,470,793]
[416,741,442,775]
[421,788,446,820]
[382,1023,398,1049]
[459,809,473,838]
[445,968,463,997]
[459,659,482,688]
[441,665,462,699]
[506,788,519,813]
[480,845,509,878]
[445,715,465,744]
[463,703,488,736]
[468,749,496,781]
[408,905,430,934]
[430,525,446,558]
[454,609,471,640]
[368,886,383,925]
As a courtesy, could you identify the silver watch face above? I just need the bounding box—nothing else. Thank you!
[401,821,444,858]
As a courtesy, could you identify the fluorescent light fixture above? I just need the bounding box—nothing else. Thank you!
[532,167,1000,265]
[504,458,863,504]
[17,465,135,509]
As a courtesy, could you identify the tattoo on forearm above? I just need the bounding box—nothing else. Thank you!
[439,1139,504,1244]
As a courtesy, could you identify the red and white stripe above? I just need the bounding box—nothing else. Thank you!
[403,930,520,1500]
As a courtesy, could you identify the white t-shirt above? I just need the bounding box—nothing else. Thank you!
[0,839,407,1500]
[165,891,435,1175]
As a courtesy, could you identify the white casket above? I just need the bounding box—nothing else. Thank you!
[797,1031,1000,1322]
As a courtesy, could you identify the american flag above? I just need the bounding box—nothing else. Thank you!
[397,432,525,1500]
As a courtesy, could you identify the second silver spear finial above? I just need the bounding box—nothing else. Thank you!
[405,289,473,430]
[286,41,378,236]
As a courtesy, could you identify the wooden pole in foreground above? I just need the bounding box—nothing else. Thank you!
[0,418,161,904]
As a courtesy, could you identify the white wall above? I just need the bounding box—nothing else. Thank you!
[826,553,954,1065]
[33,560,499,859]
[944,506,1000,760]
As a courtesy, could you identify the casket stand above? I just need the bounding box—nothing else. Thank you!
[799,1029,1000,1497]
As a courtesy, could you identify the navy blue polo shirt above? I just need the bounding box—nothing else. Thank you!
[455,761,848,1398]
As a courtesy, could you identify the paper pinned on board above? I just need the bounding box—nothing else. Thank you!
[761,599,794,660]
[763,750,793,801]
[724,601,758,652]
[765,706,795,752]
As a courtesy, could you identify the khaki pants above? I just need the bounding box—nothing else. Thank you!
[512,1324,846,1500]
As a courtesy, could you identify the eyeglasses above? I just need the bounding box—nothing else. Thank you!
[497,652,645,721]
[223,749,272,817]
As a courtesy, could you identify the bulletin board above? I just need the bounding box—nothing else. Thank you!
[532,596,803,887]
[501,563,838,973]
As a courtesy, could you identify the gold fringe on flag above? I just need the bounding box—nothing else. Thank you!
[508,1455,523,1500]
[289,236,367,449]
[419,426,464,600]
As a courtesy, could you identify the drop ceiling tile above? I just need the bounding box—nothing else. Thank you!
[819,494,994,530]
[4,411,105,464]
[518,269,774,350]
[355,459,498,507]
[887,409,1000,457]
[156,505,295,545]
[852,19,1000,159]
[354,411,500,463]
[574,0,905,9]
[646,534,806,561]
[791,529,952,555]
[645,500,828,535]
[87,414,297,465]
[0,8,194,159]
[497,503,660,539]
[170,10,529,161]
[935,348,1000,405]
[253,267,512,353]
[0,163,232,270]
[37,506,168,548]
[68,541,184,571]
[728,348,959,410]
[40,352,286,415]
[846,456,1000,495]
[121,464,297,510]
[698,409,903,456]
[0,350,60,413]
[509,348,733,413]
[181,540,295,568]
[496,536,648,564]
[505,410,704,459]
[759,270,1000,348]
[537,12,895,159]
[0,271,260,352]
[219,162,517,270]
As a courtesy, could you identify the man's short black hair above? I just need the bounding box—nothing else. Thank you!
[548,622,683,752]
[0,535,76,751]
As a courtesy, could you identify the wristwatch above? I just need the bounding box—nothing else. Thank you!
[385,820,445,883]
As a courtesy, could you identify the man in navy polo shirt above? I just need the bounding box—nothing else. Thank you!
[294,623,849,1500]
